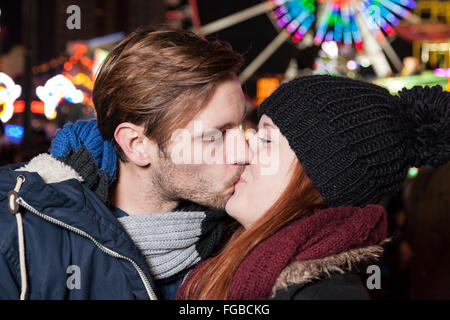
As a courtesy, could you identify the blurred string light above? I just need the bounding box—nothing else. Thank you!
[32,56,67,75]
[63,43,93,72]
[60,43,99,108]
[36,75,84,120]
[373,71,448,93]
[13,100,47,115]
[4,124,24,143]
[359,56,371,67]
[0,73,22,123]
[321,40,338,58]
[256,77,280,105]
[407,167,419,178]
[1,42,98,122]
[63,73,94,91]
[434,68,450,78]
[269,0,416,51]
[33,43,98,120]
[346,59,359,70]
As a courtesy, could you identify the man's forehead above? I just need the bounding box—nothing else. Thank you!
[187,81,245,131]
[194,105,245,131]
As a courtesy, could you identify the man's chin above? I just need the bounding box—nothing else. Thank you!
[202,186,235,210]
[201,199,227,210]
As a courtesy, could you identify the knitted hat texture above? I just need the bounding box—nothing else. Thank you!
[258,75,450,207]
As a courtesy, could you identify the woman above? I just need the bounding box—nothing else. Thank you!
[177,75,450,300]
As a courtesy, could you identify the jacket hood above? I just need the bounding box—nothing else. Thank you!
[16,153,83,183]
[270,239,390,298]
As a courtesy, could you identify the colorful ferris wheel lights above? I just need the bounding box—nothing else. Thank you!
[274,5,288,18]
[286,19,300,32]
[269,0,416,50]
[277,14,291,27]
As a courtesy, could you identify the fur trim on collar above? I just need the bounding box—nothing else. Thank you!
[270,239,390,298]
[15,153,84,184]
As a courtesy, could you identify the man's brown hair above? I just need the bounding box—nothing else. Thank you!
[93,27,244,161]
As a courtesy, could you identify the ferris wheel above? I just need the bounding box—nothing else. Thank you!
[188,0,418,81]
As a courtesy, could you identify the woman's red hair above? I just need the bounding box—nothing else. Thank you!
[179,159,325,299]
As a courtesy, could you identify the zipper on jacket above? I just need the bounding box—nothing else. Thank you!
[16,197,158,300]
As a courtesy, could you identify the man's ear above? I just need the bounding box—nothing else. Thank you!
[114,122,155,167]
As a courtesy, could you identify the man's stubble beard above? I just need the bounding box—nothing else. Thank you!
[152,157,244,210]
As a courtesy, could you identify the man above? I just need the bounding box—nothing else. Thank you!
[0,27,247,299]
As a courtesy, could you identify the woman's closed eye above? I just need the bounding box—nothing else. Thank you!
[257,129,272,145]
[259,137,271,144]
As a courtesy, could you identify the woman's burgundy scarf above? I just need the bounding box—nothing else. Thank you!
[177,204,387,300]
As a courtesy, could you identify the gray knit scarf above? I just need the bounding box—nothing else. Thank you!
[117,206,229,280]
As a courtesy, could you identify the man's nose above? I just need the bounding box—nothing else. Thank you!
[237,136,250,165]
[225,128,250,165]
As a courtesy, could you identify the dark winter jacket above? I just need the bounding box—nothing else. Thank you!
[0,153,201,300]
[0,154,158,299]
[270,243,384,300]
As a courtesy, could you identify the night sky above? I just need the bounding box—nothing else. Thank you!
[0,1,22,53]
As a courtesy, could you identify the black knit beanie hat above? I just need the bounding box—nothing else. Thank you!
[258,75,450,207]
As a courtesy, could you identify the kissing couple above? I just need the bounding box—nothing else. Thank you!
[0,27,449,300]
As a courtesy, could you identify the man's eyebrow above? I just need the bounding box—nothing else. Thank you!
[200,112,247,137]
[215,122,235,132]
[193,124,231,139]
[212,114,246,132]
